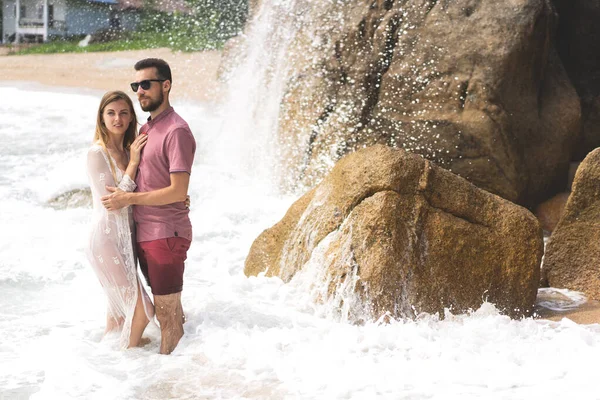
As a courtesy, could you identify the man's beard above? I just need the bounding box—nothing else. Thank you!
[140,91,164,112]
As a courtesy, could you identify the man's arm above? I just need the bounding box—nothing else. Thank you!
[101,172,189,210]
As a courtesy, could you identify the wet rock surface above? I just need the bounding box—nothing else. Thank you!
[543,148,600,300]
[47,188,92,209]
[534,192,570,234]
[553,0,600,159]
[245,146,544,320]
[267,0,580,206]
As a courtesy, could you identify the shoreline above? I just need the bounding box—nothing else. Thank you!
[0,48,223,102]
[536,300,600,324]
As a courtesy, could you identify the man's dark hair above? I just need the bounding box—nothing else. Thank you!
[134,58,172,83]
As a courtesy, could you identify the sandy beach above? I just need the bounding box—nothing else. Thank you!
[537,299,600,324]
[0,48,223,102]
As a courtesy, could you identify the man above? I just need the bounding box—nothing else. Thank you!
[101,58,196,355]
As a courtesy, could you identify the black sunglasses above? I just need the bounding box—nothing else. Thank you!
[130,79,166,92]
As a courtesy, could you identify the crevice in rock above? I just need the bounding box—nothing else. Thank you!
[351,10,403,148]
[460,66,475,110]
[298,102,336,181]
[480,107,518,188]
[345,0,440,152]
[456,0,482,18]
[415,161,492,228]
[534,9,553,118]
[424,0,439,16]
[358,17,367,38]
[458,81,468,109]
[448,148,517,202]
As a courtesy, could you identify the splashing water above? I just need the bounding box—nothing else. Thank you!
[214,0,303,190]
[1,71,600,400]
[1,1,600,396]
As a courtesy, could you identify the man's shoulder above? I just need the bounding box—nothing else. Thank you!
[168,111,193,134]
[166,115,194,140]
[140,120,150,130]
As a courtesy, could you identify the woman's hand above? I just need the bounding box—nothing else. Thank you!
[185,195,191,209]
[129,134,148,165]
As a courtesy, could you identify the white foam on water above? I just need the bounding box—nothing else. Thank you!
[2,85,600,400]
[536,288,588,312]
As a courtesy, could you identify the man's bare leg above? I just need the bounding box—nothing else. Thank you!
[178,301,186,325]
[127,291,150,348]
[154,292,184,354]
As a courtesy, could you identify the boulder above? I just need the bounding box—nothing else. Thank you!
[266,0,581,206]
[534,192,570,234]
[543,148,600,299]
[553,0,600,159]
[245,145,544,320]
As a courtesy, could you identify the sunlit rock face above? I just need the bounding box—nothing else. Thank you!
[246,0,578,206]
[544,148,600,300]
[553,0,600,160]
[245,146,543,320]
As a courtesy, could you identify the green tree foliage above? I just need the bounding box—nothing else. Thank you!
[138,0,248,51]
[12,0,248,54]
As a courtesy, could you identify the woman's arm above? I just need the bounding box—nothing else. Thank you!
[87,147,117,197]
[123,134,148,183]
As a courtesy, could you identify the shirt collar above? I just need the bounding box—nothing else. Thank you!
[147,106,174,126]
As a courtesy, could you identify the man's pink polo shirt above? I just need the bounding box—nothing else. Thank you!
[134,106,196,243]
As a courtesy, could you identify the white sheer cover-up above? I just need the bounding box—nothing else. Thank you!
[85,144,154,349]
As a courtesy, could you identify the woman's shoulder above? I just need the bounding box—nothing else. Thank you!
[88,142,106,154]
[87,143,109,163]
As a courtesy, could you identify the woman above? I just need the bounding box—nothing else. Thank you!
[86,90,153,348]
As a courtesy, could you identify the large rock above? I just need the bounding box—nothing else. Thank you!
[269,0,581,206]
[245,145,544,320]
[543,148,600,299]
[553,0,600,159]
[534,192,570,234]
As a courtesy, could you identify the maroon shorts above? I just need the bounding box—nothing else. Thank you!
[137,237,191,295]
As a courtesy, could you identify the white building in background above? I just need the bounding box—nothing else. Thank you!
[1,0,141,43]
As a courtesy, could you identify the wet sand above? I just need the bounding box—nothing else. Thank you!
[536,299,600,325]
[0,47,223,102]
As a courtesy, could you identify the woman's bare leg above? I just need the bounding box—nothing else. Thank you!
[127,292,150,348]
[105,312,121,334]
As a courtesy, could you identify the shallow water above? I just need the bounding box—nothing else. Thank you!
[1,84,599,400]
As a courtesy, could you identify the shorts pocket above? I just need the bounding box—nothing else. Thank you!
[166,237,177,251]
[166,237,191,253]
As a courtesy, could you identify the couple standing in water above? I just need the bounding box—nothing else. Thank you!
[85,58,196,354]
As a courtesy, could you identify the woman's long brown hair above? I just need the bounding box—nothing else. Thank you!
[93,91,138,183]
